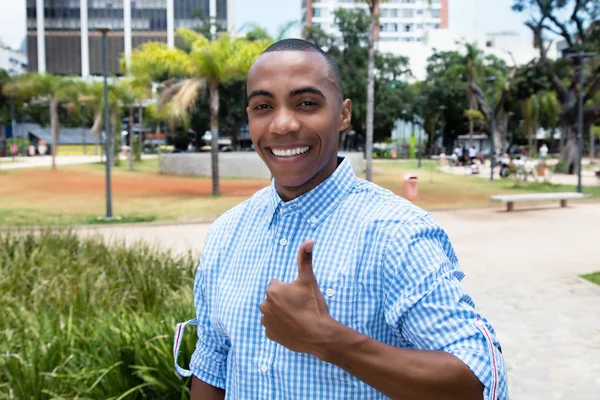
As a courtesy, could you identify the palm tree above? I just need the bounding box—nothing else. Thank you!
[522,91,560,157]
[3,73,79,170]
[361,0,381,182]
[128,30,268,195]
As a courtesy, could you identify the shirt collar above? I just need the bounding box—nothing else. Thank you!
[267,156,357,228]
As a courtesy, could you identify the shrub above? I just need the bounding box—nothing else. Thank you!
[0,230,198,399]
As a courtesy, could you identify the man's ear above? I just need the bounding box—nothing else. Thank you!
[339,99,352,132]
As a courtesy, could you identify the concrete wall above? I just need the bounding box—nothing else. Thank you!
[159,152,364,180]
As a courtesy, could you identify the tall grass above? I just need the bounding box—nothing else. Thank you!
[0,230,197,399]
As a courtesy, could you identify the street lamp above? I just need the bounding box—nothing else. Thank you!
[485,76,499,181]
[438,105,447,154]
[98,27,113,218]
[566,51,595,193]
[418,95,425,168]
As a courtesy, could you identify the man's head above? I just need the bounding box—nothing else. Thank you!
[246,39,352,201]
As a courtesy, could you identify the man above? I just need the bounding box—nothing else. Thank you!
[468,145,477,163]
[539,143,548,160]
[174,39,508,400]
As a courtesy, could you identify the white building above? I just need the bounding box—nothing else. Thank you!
[0,41,28,75]
[378,29,555,81]
[303,0,448,44]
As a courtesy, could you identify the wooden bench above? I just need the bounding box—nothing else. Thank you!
[490,192,588,212]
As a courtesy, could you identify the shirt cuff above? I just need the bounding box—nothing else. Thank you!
[445,320,509,400]
[189,340,228,390]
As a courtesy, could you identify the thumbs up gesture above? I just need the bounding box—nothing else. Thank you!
[259,240,335,356]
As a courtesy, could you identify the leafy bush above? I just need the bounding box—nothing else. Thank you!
[553,160,568,174]
[0,230,197,399]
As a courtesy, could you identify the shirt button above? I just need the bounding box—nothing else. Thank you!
[260,364,268,373]
[279,238,287,246]
[325,288,335,298]
[310,216,318,223]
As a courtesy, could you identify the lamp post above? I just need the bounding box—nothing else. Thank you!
[98,27,113,218]
[566,51,595,193]
[418,95,425,168]
[485,76,498,181]
[438,105,447,154]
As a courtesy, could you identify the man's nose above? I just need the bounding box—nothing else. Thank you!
[270,108,300,136]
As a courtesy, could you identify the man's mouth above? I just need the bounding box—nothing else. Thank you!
[269,146,310,158]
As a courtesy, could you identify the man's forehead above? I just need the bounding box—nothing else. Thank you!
[248,51,330,83]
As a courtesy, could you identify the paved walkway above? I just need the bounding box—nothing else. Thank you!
[0,154,157,170]
[441,163,599,187]
[79,203,600,399]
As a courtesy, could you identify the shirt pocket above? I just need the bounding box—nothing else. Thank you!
[319,284,361,385]
[320,284,359,329]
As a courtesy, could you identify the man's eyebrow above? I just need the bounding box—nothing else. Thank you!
[290,87,326,99]
[248,90,273,101]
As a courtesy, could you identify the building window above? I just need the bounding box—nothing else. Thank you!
[403,9,414,18]
[486,40,493,48]
[431,9,440,18]
[405,24,412,32]
[416,24,424,29]
[314,8,321,17]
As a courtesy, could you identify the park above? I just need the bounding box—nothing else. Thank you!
[1,0,600,399]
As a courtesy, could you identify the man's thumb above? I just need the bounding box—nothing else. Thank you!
[296,240,316,283]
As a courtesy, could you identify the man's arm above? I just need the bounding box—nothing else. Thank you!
[313,320,483,400]
[260,239,506,400]
[190,376,225,400]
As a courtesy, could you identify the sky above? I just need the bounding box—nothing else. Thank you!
[0,0,533,51]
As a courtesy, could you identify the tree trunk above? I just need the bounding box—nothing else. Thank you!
[365,1,377,181]
[209,82,220,196]
[129,107,134,170]
[111,109,118,166]
[137,105,144,162]
[50,96,59,171]
[561,125,579,174]
[468,119,474,148]
[529,125,537,158]
[590,124,595,162]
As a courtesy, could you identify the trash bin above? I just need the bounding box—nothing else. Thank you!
[403,174,419,201]
[439,153,446,167]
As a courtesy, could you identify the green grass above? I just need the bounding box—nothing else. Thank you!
[373,159,600,210]
[0,230,197,399]
[2,157,599,228]
[582,271,600,286]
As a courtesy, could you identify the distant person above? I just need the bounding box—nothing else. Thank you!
[38,141,47,157]
[468,146,477,163]
[174,38,507,400]
[10,144,18,160]
[539,143,548,160]
[28,145,36,157]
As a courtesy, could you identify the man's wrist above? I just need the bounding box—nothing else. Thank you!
[310,318,358,365]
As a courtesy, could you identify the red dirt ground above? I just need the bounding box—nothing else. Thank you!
[2,170,270,198]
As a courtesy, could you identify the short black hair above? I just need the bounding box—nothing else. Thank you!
[261,39,344,101]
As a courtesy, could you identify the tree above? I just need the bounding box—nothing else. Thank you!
[128,31,268,195]
[512,0,600,173]
[522,90,560,156]
[3,73,79,170]
[361,0,381,181]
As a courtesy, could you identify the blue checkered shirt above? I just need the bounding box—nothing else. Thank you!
[176,157,508,399]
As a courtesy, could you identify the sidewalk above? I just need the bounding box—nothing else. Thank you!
[0,154,157,170]
[441,163,599,187]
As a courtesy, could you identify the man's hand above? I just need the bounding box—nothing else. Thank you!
[259,240,335,357]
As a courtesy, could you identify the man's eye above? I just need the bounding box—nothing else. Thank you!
[254,104,271,110]
[299,101,317,107]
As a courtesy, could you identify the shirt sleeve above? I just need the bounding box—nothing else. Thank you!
[383,215,508,400]
[188,248,229,389]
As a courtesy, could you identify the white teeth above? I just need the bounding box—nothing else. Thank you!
[271,146,310,157]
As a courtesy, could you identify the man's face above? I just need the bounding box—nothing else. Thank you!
[246,51,351,200]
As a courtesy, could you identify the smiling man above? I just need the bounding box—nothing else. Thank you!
[174,39,508,400]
